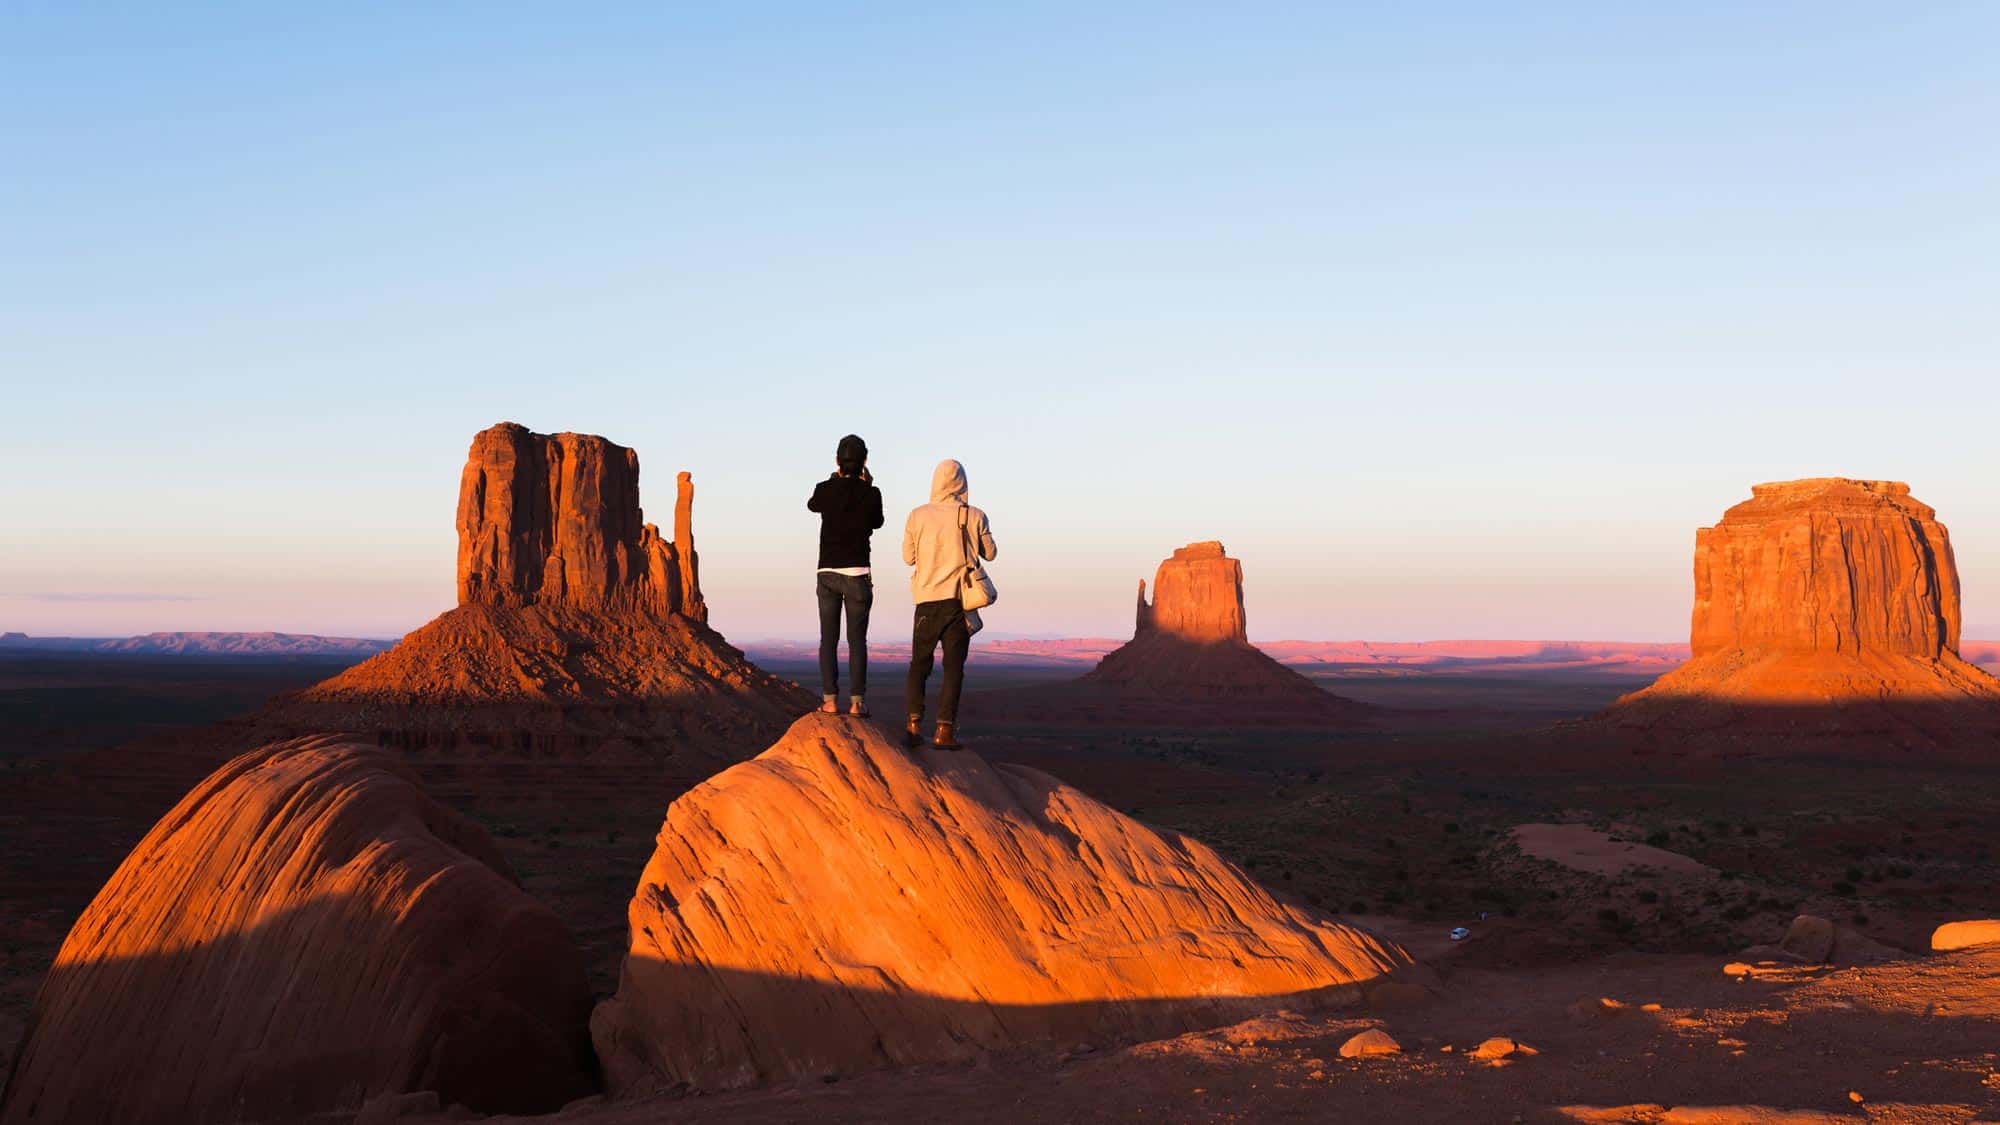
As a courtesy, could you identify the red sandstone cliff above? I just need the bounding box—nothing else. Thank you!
[589,714,1410,1092]
[0,736,595,1124]
[1599,479,2000,750]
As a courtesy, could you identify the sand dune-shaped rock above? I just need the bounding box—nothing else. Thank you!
[1599,479,2000,750]
[589,714,1409,1092]
[991,542,1368,725]
[0,736,596,1125]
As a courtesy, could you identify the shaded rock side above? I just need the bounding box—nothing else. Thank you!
[456,421,700,617]
[1598,479,2000,749]
[590,714,1409,1092]
[0,736,596,1125]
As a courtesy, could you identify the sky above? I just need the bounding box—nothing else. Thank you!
[4,3,1997,642]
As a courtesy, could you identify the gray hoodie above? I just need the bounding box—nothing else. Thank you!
[902,459,997,605]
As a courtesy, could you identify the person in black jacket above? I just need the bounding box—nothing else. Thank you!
[807,434,885,715]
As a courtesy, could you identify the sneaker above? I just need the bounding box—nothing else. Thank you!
[903,715,925,749]
[818,697,839,715]
[931,721,962,750]
[848,698,871,718]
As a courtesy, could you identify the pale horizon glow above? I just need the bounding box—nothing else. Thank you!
[5,6,1998,643]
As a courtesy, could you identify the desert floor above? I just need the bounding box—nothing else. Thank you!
[5,651,2000,1122]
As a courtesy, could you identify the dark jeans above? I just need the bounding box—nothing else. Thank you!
[816,571,873,698]
[905,598,970,724]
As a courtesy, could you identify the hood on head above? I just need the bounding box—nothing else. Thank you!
[930,459,967,503]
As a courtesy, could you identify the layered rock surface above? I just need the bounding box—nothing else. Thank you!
[457,422,702,618]
[0,736,596,1124]
[590,714,1409,1091]
[999,542,1367,724]
[1600,479,2000,749]
[66,422,808,815]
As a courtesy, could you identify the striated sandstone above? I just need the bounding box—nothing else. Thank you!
[590,714,1409,1091]
[0,736,595,1125]
[1138,541,1247,643]
[456,421,700,617]
[1599,479,2000,749]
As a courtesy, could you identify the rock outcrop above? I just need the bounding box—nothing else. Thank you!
[71,422,809,817]
[0,736,596,1125]
[590,715,1409,1091]
[457,422,702,618]
[1136,541,1247,643]
[1598,479,2000,750]
[996,542,1367,725]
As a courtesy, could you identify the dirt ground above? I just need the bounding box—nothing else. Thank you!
[479,941,2000,1125]
[5,653,2000,1122]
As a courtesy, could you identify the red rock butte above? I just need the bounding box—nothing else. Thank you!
[62,422,808,816]
[589,714,1411,1091]
[0,736,596,1125]
[457,422,704,620]
[1600,478,2000,749]
[1004,541,1369,725]
[1136,540,1247,643]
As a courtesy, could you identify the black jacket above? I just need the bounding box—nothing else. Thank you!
[808,474,885,569]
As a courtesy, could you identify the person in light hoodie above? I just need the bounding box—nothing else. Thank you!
[901,458,997,749]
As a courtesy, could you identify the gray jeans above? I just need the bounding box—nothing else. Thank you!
[816,571,873,698]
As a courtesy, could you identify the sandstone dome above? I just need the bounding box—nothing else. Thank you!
[589,714,1410,1092]
[1599,478,2000,749]
[0,736,596,1124]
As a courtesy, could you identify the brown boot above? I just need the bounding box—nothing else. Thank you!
[903,714,925,749]
[931,721,962,750]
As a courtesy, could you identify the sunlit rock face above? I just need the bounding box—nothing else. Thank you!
[590,714,1409,1092]
[1137,540,1247,643]
[0,736,596,1125]
[243,422,808,808]
[1690,479,1960,660]
[1599,479,2000,749]
[457,421,703,620]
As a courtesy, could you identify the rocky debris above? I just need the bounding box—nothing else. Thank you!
[1779,915,1836,963]
[1597,479,2000,749]
[0,736,596,1125]
[1337,1029,1402,1058]
[456,421,702,617]
[1931,919,2000,951]
[1471,1036,1535,1061]
[1552,1108,1858,1125]
[590,714,1410,1092]
[1736,915,1906,969]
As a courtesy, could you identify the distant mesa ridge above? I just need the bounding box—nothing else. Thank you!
[1597,477,2000,750]
[0,632,393,656]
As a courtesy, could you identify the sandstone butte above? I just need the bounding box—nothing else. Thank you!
[1600,478,2000,748]
[590,714,1411,1092]
[1029,541,1370,724]
[67,422,810,815]
[0,736,596,1125]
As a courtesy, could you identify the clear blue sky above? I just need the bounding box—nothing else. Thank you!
[4,3,1997,641]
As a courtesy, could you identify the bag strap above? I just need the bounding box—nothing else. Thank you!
[958,505,974,574]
